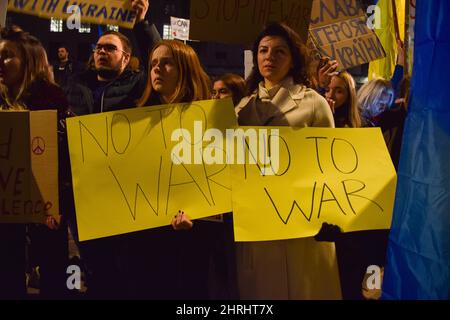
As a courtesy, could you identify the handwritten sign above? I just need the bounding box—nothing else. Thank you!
[0,0,7,27]
[66,99,237,241]
[7,0,137,29]
[0,111,59,224]
[190,0,313,44]
[231,127,397,242]
[308,0,385,70]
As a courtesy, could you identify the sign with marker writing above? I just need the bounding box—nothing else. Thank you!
[7,0,137,29]
[0,0,7,27]
[190,0,313,44]
[0,111,59,224]
[66,100,237,241]
[308,0,385,70]
[231,127,397,242]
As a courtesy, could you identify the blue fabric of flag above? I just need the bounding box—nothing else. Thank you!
[382,0,450,300]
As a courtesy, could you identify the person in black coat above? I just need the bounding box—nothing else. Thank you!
[0,25,71,299]
[61,0,162,299]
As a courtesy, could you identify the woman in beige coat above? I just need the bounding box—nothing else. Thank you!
[235,22,341,299]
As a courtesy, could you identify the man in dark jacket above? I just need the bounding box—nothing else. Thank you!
[64,0,161,299]
[65,0,160,116]
[52,46,82,89]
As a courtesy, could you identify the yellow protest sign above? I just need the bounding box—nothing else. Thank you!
[190,0,313,44]
[66,99,237,241]
[231,127,397,242]
[308,0,385,70]
[7,0,136,29]
[0,110,59,224]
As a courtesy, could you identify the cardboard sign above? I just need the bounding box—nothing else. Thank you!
[0,111,59,224]
[308,0,385,70]
[190,0,313,44]
[66,100,237,241]
[7,0,137,29]
[231,127,397,242]
[0,0,7,27]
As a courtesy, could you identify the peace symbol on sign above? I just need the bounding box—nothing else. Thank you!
[32,136,46,155]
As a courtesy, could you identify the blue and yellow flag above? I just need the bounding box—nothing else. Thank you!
[382,0,450,300]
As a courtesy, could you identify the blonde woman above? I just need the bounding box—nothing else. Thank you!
[357,79,394,127]
[325,71,361,128]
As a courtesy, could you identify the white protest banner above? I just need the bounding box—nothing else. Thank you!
[170,16,190,41]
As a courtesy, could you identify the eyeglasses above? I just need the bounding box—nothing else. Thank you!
[92,44,129,55]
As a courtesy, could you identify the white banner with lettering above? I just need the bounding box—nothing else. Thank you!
[170,16,190,41]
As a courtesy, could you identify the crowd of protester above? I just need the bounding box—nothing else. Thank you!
[0,0,410,300]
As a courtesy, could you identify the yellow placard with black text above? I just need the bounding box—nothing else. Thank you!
[66,99,237,241]
[231,127,397,241]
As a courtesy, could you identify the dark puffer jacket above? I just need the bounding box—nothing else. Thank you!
[65,68,146,116]
[64,20,161,116]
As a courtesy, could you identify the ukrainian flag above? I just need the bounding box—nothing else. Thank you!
[382,0,450,299]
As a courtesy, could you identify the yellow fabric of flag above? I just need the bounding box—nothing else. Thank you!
[368,0,405,80]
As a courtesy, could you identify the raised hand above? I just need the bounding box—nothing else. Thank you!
[132,0,149,23]
[318,57,339,89]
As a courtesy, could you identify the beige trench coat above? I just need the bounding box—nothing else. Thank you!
[234,78,341,300]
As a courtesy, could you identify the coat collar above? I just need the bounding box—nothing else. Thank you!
[258,77,306,101]
[235,77,308,125]
[259,77,307,115]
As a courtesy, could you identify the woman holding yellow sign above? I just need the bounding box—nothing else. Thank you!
[234,22,341,299]
[132,40,216,299]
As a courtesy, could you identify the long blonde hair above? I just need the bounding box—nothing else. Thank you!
[357,79,394,120]
[334,72,361,128]
[137,40,210,106]
[0,25,54,110]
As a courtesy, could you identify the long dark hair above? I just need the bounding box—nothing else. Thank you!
[246,22,312,95]
[0,25,54,109]
[213,73,246,106]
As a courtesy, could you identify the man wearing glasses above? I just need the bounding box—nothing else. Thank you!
[63,0,161,299]
[66,0,161,116]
